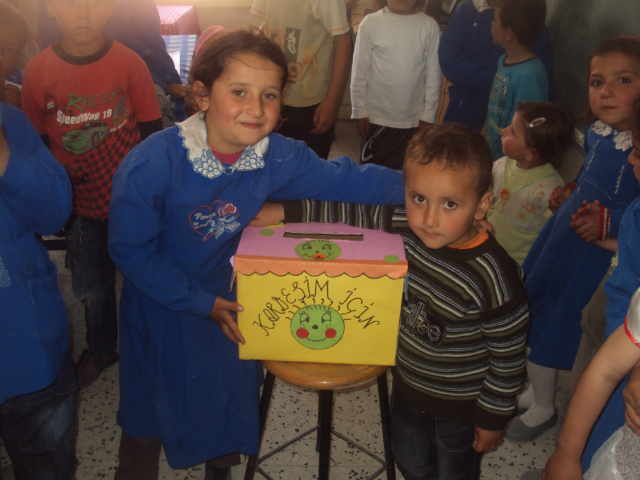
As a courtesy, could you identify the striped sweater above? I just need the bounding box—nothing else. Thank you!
[282,200,530,431]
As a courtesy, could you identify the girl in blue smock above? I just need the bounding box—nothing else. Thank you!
[505,37,640,442]
[108,30,405,478]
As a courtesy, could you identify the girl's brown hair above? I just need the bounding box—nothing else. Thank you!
[581,36,640,125]
[187,28,289,113]
[516,101,574,168]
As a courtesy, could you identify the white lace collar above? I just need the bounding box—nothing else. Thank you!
[591,120,633,151]
[177,112,269,179]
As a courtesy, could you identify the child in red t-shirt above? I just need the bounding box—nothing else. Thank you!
[21,0,162,389]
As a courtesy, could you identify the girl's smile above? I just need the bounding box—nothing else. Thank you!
[194,52,283,154]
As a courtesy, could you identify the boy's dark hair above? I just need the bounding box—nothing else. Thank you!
[188,28,288,112]
[378,0,426,11]
[495,0,546,47]
[516,101,574,168]
[0,1,29,48]
[581,36,640,125]
[403,123,493,197]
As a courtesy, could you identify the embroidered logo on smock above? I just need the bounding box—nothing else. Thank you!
[190,200,241,242]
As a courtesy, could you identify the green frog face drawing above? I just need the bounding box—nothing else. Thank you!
[295,239,342,261]
[290,305,345,349]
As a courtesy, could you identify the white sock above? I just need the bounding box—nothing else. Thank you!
[516,348,535,409]
[517,383,534,410]
[520,360,557,428]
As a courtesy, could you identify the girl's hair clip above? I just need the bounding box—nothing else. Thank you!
[528,117,546,128]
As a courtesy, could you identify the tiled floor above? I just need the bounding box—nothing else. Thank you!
[1,120,566,480]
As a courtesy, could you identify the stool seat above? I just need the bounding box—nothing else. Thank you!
[262,360,388,390]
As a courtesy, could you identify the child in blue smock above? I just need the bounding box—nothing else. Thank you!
[0,104,75,479]
[506,36,640,443]
[108,29,406,479]
[520,90,640,480]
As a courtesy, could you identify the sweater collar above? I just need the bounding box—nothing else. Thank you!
[177,112,269,179]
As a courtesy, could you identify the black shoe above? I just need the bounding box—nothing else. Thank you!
[204,463,230,480]
[75,349,119,389]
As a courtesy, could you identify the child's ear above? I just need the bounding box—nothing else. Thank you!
[474,191,493,221]
[192,81,209,112]
[505,28,516,43]
[526,148,538,164]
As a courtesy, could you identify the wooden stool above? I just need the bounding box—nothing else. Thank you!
[244,361,396,480]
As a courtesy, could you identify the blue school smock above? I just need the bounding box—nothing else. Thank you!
[580,197,640,469]
[0,103,72,404]
[108,112,406,468]
[523,121,640,370]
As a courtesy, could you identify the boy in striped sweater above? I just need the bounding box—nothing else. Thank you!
[252,123,530,479]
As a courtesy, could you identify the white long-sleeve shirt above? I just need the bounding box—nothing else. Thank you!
[351,7,442,128]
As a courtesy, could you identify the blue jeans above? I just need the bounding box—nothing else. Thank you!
[65,214,118,356]
[0,352,77,480]
[390,389,481,480]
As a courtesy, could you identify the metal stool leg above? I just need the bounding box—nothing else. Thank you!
[244,371,276,480]
[318,389,334,480]
[316,389,323,453]
[377,373,396,480]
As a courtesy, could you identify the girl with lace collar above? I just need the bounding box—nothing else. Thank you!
[107,29,405,478]
[505,36,640,446]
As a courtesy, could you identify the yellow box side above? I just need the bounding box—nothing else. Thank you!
[237,272,404,366]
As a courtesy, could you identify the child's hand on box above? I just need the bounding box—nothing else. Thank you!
[249,202,285,227]
[209,297,245,345]
[472,427,503,453]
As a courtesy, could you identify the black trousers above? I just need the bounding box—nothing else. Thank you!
[277,104,336,160]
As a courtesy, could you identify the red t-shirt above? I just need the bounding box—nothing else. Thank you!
[22,39,161,218]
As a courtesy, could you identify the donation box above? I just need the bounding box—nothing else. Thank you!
[234,222,408,365]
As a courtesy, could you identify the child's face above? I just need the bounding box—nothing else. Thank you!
[0,25,24,82]
[46,0,113,54]
[195,53,282,154]
[501,112,535,166]
[490,8,509,47]
[404,160,492,250]
[628,136,640,184]
[386,0,417,15]
[589,52,640,132]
